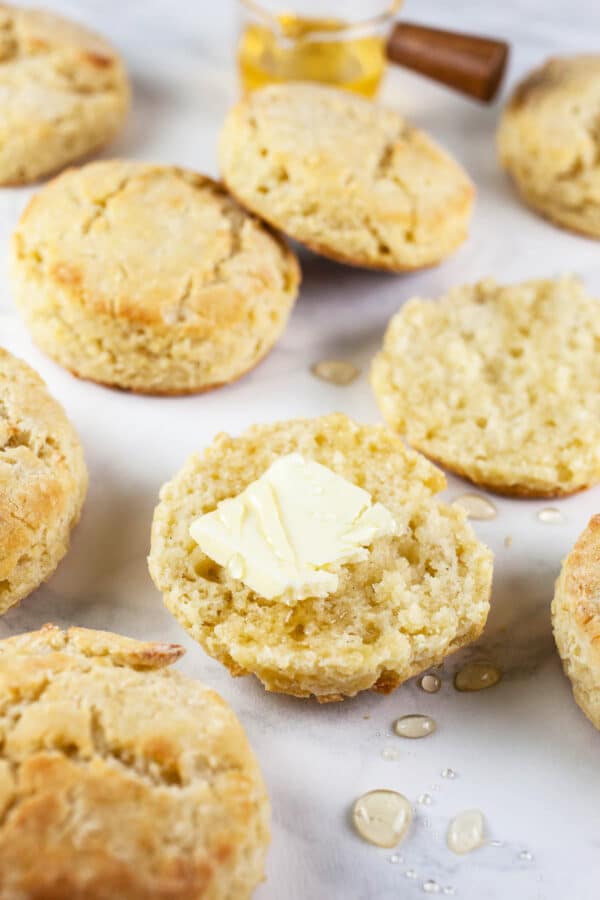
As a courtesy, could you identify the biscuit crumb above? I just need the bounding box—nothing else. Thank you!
[372,276,600,497]
[149,414,493,700]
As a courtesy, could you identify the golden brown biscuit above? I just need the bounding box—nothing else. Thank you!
[371,277,600,497]
[149,414,493,701]
[0,623,270,899]
[219,83,474,271]
[552,516,600,730]
[498,55,600,237]
[0,347,87,613]
[10,160,300,394]
[0,4,129,185]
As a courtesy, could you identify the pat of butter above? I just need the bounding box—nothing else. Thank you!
[189,453,396,604]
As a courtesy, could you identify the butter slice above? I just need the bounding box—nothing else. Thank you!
[189,453,396,604]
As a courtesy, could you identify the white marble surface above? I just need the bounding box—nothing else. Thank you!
[1,2,600,898]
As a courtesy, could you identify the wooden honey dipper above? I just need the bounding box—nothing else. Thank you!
[387,21,509,102]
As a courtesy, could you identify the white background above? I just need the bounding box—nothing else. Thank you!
[1,2,600,898]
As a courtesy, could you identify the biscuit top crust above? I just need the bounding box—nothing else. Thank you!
[0,624,270,899]
[501,55,600,182]
[12,160,299,329]
[0,622,185,668]
[509,54,600,110]
[0,348,85,589]
[219,82,473,269]
[0,4,119,61]
[0,4,127,111]
[561,515,600,652]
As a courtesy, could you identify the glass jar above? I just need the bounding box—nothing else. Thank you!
[236,0,403,97]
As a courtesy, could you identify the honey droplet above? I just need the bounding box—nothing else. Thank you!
[394,714,437,740]
[452,493,497,521]
[447,809,486,855]
[454,661,502,693]
[381,747,399,761]
[504,535,513,548]
[537,507,564,524]
[418,673,441,694]
[352,790,413,848]
[311,359,360,386]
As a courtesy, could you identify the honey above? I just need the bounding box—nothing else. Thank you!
[452,493,498,521]
[237,13,387,97]
[393,714,437,740]
[352,789,413,847]
[418,673,441,694]
[311,359,360,385]
[446,809,486,855]
[537,507,564,524]
[454,661,502,692]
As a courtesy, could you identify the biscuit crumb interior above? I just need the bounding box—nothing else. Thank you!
[372,277,600,497]
[150,414,493,700]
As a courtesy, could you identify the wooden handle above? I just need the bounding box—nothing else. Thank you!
[386,22,509,103]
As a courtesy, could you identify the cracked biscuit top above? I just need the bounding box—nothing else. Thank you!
[10,160,300,394]
[0,3,129,184]
[0,624,270,900]
[552,515,600,731]
[0,347,87,613]
[218,82,474,271]
[12,160,298,326]
[498,55,600,238]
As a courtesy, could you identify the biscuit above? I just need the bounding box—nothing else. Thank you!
[0,4,129,185]
[498,55,600,237]
[10,160,300,394]
[218,83,474,272]
[0,347,87,613]
[0,623,270,899]
[371,277,600,497]
[552,516,600,730]
[149,414,493,701]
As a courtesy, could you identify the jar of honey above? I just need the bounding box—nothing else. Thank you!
[236,1,509,104]
[236,0,402,98]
